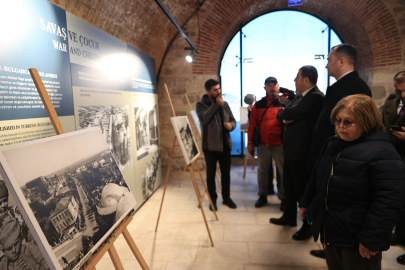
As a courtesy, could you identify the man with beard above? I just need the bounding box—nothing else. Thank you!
[196,79,237,211]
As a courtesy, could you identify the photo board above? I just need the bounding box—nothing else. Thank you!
[170,116,200,165]
[188,110,201,136]
[0,128,136,270]
[240,107,249,131]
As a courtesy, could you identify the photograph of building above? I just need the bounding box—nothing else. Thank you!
[78,105,132,170]
[0,128,136,270]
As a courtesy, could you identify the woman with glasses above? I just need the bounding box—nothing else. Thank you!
[299,94,405,270]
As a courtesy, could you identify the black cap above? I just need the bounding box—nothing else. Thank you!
[264,77,277,85]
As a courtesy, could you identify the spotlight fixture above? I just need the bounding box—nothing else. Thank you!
[185,47,196,62]
[315,54,325,60]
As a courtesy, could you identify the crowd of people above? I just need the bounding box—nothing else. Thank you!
[197,43,405,270]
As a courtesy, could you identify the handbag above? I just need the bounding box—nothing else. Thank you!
[252,102,272,147]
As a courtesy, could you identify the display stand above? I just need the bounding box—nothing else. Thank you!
[243,132,256,179]
[28,68,150,270]
[155,85,218,247]
[181,94,221,190]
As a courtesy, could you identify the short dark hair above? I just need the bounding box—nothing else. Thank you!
[299,65,318,84]
[205,79,220,91]
[332,43,357,66]
[393,71,405,85]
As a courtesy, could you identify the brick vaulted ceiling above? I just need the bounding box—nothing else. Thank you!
[49,0,402,76]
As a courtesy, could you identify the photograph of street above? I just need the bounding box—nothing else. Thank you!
[0,128,136,270]
[134,104,159,160]
[78,105,132,170]
[170,116,200,164]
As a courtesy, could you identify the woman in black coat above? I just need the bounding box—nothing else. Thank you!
[299,94,405,270]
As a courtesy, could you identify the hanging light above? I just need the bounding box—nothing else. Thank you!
[184,47,196,62]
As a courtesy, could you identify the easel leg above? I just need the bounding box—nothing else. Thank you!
[123,229,150,270]
[179,165,187,187]
[194,161,218,221]
[216,164,222,190]
[155,136,177,232]
[243,147,249,179]
[189,165,214,247]
[108,244,124,270]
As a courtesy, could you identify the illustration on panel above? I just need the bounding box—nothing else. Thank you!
[0,128,136,270]
[134,104,159,160]
[170,116,200,165]
[78,105,132,170]
[141,151,161,202]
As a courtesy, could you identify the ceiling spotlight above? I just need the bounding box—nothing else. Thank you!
[315,54,325,60]
[186,51,195,62]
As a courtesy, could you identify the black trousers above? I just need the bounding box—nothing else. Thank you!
[282,158,310,221]
[325,246,382,270]
[204,149,231,202]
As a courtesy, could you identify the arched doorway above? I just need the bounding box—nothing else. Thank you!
[220,10,344,156]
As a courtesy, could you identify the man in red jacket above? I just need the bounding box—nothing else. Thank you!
[248,77,291,208]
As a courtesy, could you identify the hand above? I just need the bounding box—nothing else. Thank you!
[224,122,232,131]
[216,94,224,105]
[274,83,280,91]
[299,207,307,219]
[391,126,405,140]
[247,144,255,155]
[248,104,253,112]
[285,120,295,124]
[359,243,379,258]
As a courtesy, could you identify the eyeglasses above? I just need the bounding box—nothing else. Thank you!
[334,118,356,128]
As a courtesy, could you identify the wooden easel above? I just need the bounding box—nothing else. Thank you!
[29,68,150,270]
[180,94,222,190]
[155,85,218,247]
[243,133,256,179]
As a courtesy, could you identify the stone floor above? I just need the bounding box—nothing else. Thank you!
[95,165,405,270]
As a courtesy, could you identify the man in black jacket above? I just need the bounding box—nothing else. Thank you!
[196,79,237,211]
[381,71,405,265]
[270,66,324,240]
[306,44,372,259]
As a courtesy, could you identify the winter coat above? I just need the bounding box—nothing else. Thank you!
[196,94,236,152]
[300,130,405,251]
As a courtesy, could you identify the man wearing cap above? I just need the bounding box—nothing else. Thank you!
[0,219,49,270]
[247,77,293,208]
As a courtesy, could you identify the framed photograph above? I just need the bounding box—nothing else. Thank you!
[240,107,249,132]
[170,116,200,165]
[188,110,201,136]
[0,128,137,270]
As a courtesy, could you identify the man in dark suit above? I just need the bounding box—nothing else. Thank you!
[270,66,324,241]
[381,71,405,265]
[306,44,372,259]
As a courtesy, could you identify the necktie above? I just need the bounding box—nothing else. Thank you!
[399,104,405,117]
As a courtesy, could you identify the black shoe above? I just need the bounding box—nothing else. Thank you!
[391,233,405,246]
[255,196,268,208]
[269,216,297,227]
[209,202,217,212]
[280,199,286,212]
[310,249,326,259]
[292,221,312,240]
[397,254,405,265]
[223,197,237,209]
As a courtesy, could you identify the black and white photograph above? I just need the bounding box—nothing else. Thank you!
[170,116,200,165]
[0,181,50,270]
[78,105,132,170]
[141,150,161,202]
[134,104,159,160]
[240,107,249,131]
[0,128,137,270]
